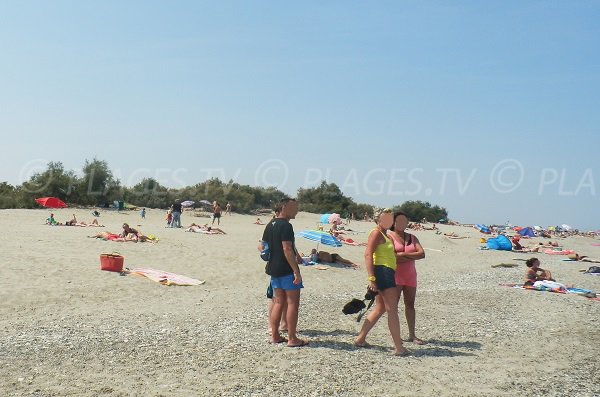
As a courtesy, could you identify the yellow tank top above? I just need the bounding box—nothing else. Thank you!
[372,229,397,270]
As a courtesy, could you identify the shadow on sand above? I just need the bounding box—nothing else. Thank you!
[296,332,482,356]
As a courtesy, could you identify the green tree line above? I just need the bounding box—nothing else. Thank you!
[1,159,448,222]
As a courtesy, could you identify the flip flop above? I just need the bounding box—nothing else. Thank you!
[287,340,309,348]
[270,337,288,344]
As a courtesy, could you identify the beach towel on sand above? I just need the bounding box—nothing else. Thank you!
[544,249,575,255]
[500,283,599,300]
[130,268,205,286]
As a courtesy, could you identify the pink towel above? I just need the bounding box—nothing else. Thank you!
[130,268,205,286]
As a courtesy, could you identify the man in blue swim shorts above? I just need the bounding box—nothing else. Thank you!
[262,198,309,348]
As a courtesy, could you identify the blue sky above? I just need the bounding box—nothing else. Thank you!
[1,1,598,229]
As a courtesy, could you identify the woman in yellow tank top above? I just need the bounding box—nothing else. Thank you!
[355,209,409,356]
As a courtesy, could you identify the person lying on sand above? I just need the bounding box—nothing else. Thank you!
[524,257,555,286]
[88,231,125,241]
[74,219,105,227]
[569,253,600,263]
[304,249,359,269]
[531,241,560,248]
[443,232,468,239]
[64,214,81,226]
[186,223,227,234]
[89,231,156,243]
[59,214,103,227]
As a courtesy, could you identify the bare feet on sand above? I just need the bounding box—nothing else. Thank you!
[287,339,309,348]
[394,345,410,356]
[408,337,427,345]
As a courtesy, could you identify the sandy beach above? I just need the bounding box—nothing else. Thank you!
[1,208,599,397]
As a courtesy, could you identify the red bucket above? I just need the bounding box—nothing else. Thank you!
[100,253,124,272]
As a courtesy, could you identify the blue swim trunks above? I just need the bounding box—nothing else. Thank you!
[271,274,304,291]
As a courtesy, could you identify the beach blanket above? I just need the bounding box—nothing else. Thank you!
[130,268,205,286]
[189,229,222,234]
[500,283,599,300]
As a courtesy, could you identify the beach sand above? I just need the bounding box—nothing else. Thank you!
[1,209,599,396]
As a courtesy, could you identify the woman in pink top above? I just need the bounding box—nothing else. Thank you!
[388,211,426,345]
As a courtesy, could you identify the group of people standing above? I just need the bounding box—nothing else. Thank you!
[355,209,425,355]
[164,200,232,228]
[261,200,426,354]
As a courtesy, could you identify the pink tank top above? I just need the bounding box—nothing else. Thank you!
[388,232,417,262]
[387,231,419,287]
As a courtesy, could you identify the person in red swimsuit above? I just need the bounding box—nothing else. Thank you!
[387,211,427,345]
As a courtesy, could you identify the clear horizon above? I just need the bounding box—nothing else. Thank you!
[1,1,598,230]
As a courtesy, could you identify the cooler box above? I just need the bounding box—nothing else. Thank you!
[100,253,124,272]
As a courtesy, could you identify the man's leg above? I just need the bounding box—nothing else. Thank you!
[285,289,306,346]
[269,288,287,343]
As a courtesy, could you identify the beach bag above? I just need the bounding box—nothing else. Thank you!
[100,253,124,272]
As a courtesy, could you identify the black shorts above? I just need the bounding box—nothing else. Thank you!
[213,213,221,218]
[374,265,396,291]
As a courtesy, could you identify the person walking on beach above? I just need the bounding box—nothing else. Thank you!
[355,208,408,356]
[387,211,426,345]
[263,198,308,347]
[140,208,146,219]
[170,200,182,228]
[225,201,232,215]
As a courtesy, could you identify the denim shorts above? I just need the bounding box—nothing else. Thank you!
[271,274,304,291]
[374,265,396,291]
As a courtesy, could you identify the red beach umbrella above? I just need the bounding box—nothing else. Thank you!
[35,197,67,208]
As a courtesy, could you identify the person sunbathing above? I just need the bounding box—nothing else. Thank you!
[186,223,226,234]
[524,257,555,286]
[254,218,265,225]
[308,249,359,269]
[64,214,80,226]
[569,253,600,263]
[74,219,105,227]
[88,231,125,241]
[87,219,104,227]
[89,230,155,242]
[443,232,468,239]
